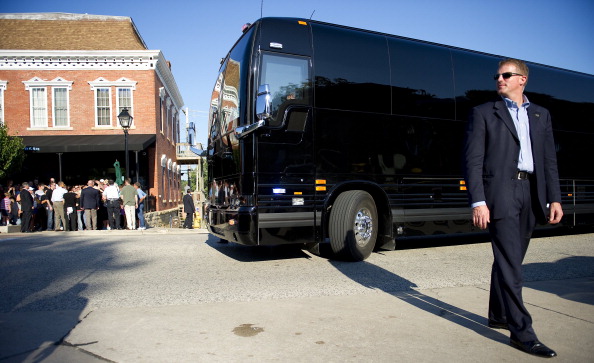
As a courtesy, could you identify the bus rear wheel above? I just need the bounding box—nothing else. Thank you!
[329,190,378,261]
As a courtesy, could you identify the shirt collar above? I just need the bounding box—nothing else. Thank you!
[502,95,530,109]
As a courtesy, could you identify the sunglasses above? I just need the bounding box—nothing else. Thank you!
[493,72,524,80]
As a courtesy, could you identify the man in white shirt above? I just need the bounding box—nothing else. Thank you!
[51,181,68,231]
[102,179,121,230]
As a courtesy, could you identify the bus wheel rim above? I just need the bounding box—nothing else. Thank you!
[354,208,373,247]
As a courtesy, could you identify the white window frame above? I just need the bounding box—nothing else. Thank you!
[89,77,137,128]
[94,87,112,126]
[116,87,134,126]
[30,87,48,128]
[0,81,6,126]
[23,77,73,129]
[52,87,70,127]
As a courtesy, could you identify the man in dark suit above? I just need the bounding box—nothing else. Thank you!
[183,188,195,229]
[464,58,563,358]
[17,183,34,233]
[80,180,101,230]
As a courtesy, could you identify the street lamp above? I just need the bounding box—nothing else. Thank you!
[117,108,133,181]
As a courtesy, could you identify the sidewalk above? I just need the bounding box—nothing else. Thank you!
[0,225,209,235]
[2,277,593,362]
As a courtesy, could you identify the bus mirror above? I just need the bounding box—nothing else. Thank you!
[256,84,272,121]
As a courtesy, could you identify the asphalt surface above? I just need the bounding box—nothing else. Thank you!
[0,228,593,362]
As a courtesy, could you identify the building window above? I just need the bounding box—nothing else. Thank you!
[23,77,73,128]
[117,87,133,125]
[0,81,6,125]
[89,77,137,127]
[53,87,69,127]
[96,87,111,126]
[31,87,48,127]
[0,89,4,126]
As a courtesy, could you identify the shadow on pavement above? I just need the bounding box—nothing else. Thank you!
[0,234,143,361]
[204,234,312,262]
[524,256,594,306]
[328,259,510,346]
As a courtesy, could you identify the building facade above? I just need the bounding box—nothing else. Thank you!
[0,13,184,211]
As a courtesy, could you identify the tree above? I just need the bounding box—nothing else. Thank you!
[0,124,26,180]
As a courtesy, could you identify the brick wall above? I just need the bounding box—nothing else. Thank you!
[0,68,181,212]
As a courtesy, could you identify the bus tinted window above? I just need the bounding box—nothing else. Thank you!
[312,24,390,113]
[451,50,499,120]
[526,65,594,133]
[389,38,455,119]
[259,53,310,127]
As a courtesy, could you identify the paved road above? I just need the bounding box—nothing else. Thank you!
[0,229,593,362]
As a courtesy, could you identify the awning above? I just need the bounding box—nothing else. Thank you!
[20,134,156,153]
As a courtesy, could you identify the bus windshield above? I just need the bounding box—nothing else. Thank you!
[259,53,310,127]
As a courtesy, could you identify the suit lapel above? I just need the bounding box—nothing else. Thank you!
[493,100,519,141]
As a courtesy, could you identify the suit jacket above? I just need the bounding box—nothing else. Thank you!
[80,186,101,209]
[183,193,195,214]
[464,99,562,223]
[19,189,34,211]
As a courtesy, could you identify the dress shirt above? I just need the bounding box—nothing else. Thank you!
[103,185,120,200]
[51,186,67,202]
[503,96,534,173]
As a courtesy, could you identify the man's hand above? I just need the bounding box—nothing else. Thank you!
[472,205,490,230]
[548,202,563,224]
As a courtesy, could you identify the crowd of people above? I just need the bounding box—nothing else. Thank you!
[0,177,147,233]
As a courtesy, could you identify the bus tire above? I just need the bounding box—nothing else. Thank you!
[329,190,378,261]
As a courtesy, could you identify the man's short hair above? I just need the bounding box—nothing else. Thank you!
[499,58,529,78]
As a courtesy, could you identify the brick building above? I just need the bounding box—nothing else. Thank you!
[0,13,184,212]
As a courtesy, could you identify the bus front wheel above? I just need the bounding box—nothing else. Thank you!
[329,190,378,261]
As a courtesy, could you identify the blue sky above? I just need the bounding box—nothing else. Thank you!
[2,0,593,146]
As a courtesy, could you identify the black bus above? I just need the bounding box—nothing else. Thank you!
[206,17,594,261]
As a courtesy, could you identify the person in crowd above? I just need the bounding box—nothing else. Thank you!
[103,179,121,230]
[1,192,11,226]
[16,183,34,233]
[9,194,19,225]
[34,184,46,231]
[80,180,101,230]
[120,178,138,230]
[134,182,147,230]
[44,183,55,231]
[74,185,85,230]
[63,185,78,231]
[51,181,68,231]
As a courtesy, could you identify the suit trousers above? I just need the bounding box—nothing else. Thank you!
[84,209,98,230]
[487,178,537,342]
[184,213,194,228]
[20,210,32,232]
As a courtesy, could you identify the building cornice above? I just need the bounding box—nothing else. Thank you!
[0,50,160,70]
[0,49,184,109]
[154,51,184,111]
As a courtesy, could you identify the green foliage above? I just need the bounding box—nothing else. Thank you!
[0,125,26,180]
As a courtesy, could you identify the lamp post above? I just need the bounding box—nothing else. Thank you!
[117,108,133,181]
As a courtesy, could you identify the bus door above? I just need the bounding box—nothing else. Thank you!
[253,52,316,245]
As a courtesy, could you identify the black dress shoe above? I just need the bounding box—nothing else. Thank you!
[488,319,509,330]
[510,339,557,358]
